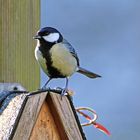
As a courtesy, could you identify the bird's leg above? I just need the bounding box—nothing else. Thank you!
[61,77,69,97]
[41,78,52,90]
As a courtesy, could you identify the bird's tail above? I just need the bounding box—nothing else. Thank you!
[77,67,101,78]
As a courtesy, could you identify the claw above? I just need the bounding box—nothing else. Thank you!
[59,89,65,100]
[61,89,67,96]
[56,87,63,91]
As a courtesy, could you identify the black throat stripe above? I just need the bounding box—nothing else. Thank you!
[38,42,66,78]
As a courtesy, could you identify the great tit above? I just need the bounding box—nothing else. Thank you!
[33,27,101,96]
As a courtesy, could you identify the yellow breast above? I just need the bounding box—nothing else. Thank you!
[50,43,77,77]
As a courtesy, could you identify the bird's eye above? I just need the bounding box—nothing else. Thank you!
[45,32,49,35]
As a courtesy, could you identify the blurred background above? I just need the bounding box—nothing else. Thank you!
[41,0,140,139]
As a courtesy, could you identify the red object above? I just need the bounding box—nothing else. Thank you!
[77,110,91,120]
[93,122,111,136]
[77,110,111,136]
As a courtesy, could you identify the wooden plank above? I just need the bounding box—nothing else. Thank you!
[30,101,61,140]
[12,92,48,140]
[47,93,84,140]
[0,0,40,90]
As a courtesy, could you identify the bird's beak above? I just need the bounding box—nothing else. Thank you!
[33,35,41,39]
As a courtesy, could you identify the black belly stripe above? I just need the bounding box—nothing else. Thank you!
[38,43,66,78]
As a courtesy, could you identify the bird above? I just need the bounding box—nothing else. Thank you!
[33,27,101,96]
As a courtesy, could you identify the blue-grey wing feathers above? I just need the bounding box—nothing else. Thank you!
[63,39,101,78]
[63,39,80,66]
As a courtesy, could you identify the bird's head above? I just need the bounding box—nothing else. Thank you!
[33,27,63,43]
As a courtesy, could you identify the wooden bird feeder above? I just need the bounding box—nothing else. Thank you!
[0,83,86,140]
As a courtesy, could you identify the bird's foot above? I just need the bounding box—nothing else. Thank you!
[61,88,67,96]
[55,87,75,101]
[56,87,74,96]
[55,87,67,99]
[61,88,67,100]
[37,85,48,91]
[56,87,63,92]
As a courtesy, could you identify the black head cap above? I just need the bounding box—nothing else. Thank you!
[34,27,63,43]
[38,27,60,35]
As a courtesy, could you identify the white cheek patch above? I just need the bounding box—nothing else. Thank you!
[43,33,59,43]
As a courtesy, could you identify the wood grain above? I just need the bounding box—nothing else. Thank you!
[0,90,85,140]
[0,0,40,90]
[30,101,61,140]
[47,93,83,140]
[12,92,48,140]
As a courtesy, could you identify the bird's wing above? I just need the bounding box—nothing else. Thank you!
[62,39,80,66]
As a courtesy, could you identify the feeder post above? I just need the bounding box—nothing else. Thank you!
[0,0,40,90]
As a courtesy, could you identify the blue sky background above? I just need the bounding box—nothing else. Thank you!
[41,0,140,139]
